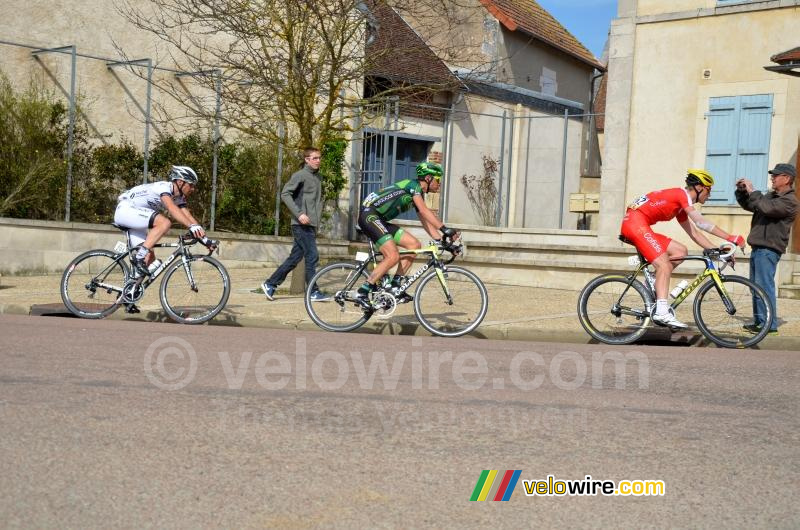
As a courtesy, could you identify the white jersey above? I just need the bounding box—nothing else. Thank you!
[117,181,186,211]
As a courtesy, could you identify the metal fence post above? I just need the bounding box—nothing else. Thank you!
[559,108,569,229]
[440,108,451,222]
[274,122,284,236]
[495,110,507,227]
[505,109,515,227]
[382,102,391,186]
[349,106,363,240]
[32,45,77,221]
[66,46,76,222]
[210,71,221,231]
[143,60,152,183]
[522,116,531,228]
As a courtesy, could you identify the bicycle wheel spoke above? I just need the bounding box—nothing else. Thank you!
[306,263,370,332]
[161,257,230,324]
[578,276,650,345]
[414,266,487,337]
[694,276,771,348]
[61,250,127,318]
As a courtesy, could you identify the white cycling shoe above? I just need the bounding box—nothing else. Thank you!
[652,309,688,329]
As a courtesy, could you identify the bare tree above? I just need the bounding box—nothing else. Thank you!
[115,0,483,148]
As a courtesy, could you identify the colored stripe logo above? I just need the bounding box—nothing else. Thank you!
[470,470,522,501]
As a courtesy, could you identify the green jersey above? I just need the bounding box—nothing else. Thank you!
[362,179,423,221]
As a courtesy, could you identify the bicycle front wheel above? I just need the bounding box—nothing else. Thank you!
[413,266,488,337]
[578,274,652,345]
[693,275,772,348]
[61,249,129,318]
[305,262,371,332]
[159,256,231,324]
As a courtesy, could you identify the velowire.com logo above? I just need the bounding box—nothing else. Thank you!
[469,470,522,502]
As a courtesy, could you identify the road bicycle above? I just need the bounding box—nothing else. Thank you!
[305,233,488,337]
[578,237,773,348]
[60,225,230,324]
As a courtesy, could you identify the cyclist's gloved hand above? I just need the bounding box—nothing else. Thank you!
[726,234,745,248]
[189,224,205,238]
[440,225,457,240]
[200,236,218,250]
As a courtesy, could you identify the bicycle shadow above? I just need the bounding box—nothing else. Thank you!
[362,315,490,339]
[586,327,768,349]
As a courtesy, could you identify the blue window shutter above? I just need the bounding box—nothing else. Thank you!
[705,97,738,203]
[737,94,773,192]
[705,94,773,204]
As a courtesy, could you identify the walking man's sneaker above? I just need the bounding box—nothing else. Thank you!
[309,290,330,302]
[261,281,276,301]
[652,309,688,329]
[743,323,778,335]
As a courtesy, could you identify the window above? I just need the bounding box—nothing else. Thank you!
[705,94,773,204]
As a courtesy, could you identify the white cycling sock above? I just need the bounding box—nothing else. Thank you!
[135,246,149,260]
[656,299,670,315]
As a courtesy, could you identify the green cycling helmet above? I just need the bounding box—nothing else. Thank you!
[416,162,443,181]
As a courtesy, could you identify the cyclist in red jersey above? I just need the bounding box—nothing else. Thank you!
[620,169,745,328]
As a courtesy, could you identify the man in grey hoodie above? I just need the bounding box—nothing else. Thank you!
[735,163,799,334]
[261,147,327,301]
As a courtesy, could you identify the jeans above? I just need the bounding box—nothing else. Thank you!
[749,247,779,331]
[266,224,319,290]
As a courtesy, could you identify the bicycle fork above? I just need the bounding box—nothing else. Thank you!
[180,254,199,292]
[432,264,453,305]
[709,271,736,315]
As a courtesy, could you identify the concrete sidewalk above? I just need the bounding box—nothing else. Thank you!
[1,267,800,349]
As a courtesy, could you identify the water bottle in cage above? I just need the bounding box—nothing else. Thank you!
[670,280,689,299]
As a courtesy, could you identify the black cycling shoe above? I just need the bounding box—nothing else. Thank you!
[125,304,141,314]
[354,292,374,312]
[131,256,149,277]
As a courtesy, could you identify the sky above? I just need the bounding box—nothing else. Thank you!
[535,0,618,60]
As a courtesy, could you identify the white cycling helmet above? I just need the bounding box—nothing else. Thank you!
[169,165,199,185]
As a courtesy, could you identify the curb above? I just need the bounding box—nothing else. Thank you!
[9,302,800,350]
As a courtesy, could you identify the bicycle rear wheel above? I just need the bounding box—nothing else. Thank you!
[693,275,772,348]
[305,262,371,332]
[413,266,488,337]
[159,256,231,324]
[61,249,129,318]
[578,274,652,345]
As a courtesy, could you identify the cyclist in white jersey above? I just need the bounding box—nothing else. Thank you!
[114,165,205,275]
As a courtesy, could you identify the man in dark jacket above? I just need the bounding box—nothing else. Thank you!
[261,147,327,301]
[735,163,799,334]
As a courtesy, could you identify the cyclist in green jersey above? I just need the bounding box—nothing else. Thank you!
[356,162,458,307]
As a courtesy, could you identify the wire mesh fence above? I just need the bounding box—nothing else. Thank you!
[1,38,603,238]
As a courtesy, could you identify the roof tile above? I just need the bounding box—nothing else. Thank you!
[772,46,800,64]
[479,0,605,70]
[366,3,460,87]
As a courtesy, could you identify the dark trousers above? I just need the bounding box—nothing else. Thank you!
[750,246,779,331]
[266,224,319,288]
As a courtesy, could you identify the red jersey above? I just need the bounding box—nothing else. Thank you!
[626,188,691,224]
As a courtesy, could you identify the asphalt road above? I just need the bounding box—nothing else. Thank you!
[1,314,798,528]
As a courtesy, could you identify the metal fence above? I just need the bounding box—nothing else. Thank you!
[2,38,603,238]
[0,38,292,234]
[348,99,603,234]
